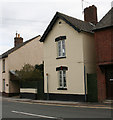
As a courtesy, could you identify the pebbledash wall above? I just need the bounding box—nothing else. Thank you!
[0,35,43,96]
[43,18,96,101]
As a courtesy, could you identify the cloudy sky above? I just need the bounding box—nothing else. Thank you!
[0,0,113,54]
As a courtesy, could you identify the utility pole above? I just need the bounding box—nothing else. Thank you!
[84,65,87,102]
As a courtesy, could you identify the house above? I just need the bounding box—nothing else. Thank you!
[94,7,113,102]
[0,34,43,97]
[40,5,97,101]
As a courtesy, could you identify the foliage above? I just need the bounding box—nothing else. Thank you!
[15,64,43,81]
[35,64,44,76]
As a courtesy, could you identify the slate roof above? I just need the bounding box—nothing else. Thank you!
[94,7,113,30]
[1,35,40,59]
[40,12,95,42]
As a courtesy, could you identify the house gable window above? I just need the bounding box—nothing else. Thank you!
[56,66,68,90]
[55,36,66,59]
[2,59,5,73]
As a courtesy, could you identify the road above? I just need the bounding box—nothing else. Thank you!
[1,98,112,120]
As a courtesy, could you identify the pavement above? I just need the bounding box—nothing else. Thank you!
[2,96,113,110]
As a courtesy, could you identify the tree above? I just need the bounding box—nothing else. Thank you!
[15,64,43,81]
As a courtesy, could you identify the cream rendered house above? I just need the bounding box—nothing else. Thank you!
[40,6,97,101]
[0,34,43,96]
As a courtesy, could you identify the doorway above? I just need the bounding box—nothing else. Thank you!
[105,66,113,99]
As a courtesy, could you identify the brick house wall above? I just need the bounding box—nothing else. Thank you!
[94,27,113,101]
[95,28,113,63]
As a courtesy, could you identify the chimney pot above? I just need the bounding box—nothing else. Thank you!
[18,34,20,38]
[14,33,23,47]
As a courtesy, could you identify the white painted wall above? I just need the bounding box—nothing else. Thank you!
[43,18,96,95]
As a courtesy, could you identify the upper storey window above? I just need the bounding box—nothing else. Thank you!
[2,59,5,73]
[55,36,66,58]
[58,40,65,57]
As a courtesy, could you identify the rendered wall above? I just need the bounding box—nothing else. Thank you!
[43,18,96,95]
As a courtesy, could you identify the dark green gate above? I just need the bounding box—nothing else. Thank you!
[87,73,98,102]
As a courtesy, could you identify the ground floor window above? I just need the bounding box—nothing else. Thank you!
[56,66,68,89]
[59,70,66,88]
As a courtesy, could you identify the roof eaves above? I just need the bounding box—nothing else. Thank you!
[2,54,8,58]
[93,25,113,31]
[1,35,41,58]
[81,29,94,34]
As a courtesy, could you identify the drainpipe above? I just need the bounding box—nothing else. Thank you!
[46,73,49,100]
[84,65,87,102]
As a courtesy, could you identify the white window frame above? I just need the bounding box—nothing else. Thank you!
[58,40,66,57]
[59,70,67,88]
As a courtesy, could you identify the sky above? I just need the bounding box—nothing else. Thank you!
[0,0,113,54]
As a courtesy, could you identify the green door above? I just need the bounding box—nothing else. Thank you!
[87,74,98,102]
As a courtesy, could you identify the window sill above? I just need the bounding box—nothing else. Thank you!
[56,56,66,59]
[57,88,67,90]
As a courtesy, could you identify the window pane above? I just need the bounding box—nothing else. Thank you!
[58,41,61,57]
[59,71,62,87]
[59,70,67,88]
[63,71,66,87]
[62,40,65,56]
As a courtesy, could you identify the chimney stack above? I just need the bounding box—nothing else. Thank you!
[14,33,23,47]
[84,5,98,25]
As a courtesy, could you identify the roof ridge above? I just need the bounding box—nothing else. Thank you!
[57,12,93,25]
[40,11,94,42]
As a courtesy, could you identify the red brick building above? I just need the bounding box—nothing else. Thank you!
[94,7,113,102]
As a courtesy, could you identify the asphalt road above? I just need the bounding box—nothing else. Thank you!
[1,98,112,120]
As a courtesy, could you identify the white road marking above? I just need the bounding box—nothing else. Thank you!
[12,110,57,119]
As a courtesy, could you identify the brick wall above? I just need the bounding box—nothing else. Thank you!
[95,27,113,101]
[95,28,113,63]
[96,66,106,102]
